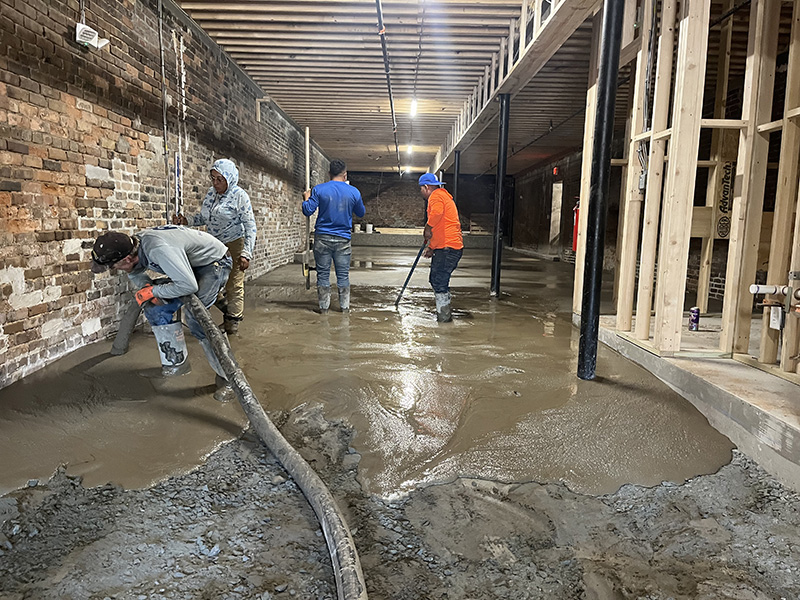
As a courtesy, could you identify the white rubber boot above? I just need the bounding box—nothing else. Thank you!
[338,286,350,312]
[151,323,191,376]
[199,337,236,403]
[435,292,452,323]
[317,286,331,313]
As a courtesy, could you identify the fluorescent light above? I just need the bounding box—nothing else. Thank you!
[410,98,418,117]
[407,145,413,155]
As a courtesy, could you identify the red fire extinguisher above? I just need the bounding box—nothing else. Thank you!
[572,200,580,252]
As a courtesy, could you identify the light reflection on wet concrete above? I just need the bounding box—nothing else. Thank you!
[0,247,733,497]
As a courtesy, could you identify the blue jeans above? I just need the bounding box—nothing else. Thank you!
[429,248,462,294]
[143,255,233,341]
[314,234,352,288]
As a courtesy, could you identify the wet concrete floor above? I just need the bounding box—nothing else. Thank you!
[0,247,733,498]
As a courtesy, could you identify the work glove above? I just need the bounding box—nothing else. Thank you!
[135,284,156,306]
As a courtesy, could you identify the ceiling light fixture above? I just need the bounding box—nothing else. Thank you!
[407,145,413,155]
[410,98,418,117]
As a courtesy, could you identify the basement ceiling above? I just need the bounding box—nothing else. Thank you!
[176,1,770,179]
[177,0,598,176]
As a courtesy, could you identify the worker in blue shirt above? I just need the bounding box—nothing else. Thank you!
[302,159,366,313]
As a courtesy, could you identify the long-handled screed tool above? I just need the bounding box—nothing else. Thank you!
[394,240,428,308]
[301,127,315,289]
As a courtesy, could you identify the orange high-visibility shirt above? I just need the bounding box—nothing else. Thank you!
[427,188,463,250]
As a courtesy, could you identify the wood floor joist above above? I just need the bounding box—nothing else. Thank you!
[177,0,599,174]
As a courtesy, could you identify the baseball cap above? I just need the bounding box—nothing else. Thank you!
[91,231,134,273]
[418,173,445,186]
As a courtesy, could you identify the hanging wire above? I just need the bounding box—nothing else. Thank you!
[157,0,171,222]
[709,0,751,29]
[408,0,426,158]
[375,0,403,176]
[636,0,659,173]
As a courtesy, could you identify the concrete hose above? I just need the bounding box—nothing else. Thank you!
[182,294,368,600]
[110,301,143,356]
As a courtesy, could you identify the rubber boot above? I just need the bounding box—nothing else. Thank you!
[435,292,452,323]
[199,337,236,403]
[150,322,191,376]
[223,316,240,335]
[338,286,350,312]
[317,286,331,314]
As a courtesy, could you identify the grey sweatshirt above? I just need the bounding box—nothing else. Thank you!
[128,225,229,300]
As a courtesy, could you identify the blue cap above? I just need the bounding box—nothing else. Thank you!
[418,173,445,186]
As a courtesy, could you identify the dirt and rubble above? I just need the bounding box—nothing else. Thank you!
[2,249,799,599]
[1,403,799,600]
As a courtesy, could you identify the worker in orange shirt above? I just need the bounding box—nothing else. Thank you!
[418,173,464,322]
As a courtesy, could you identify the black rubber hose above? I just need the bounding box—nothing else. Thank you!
[182,294,368,600]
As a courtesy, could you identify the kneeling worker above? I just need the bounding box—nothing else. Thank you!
[90,225,236,402]
[419,173,463,322]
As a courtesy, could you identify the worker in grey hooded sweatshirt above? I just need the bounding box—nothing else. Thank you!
[173,158,257,335]
[90,225,236,402]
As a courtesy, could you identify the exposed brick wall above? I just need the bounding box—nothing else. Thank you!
[0,0,327,388]
[348,172,427,228]
[348,171,497,229]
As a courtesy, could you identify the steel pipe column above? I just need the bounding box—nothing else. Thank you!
[490,94,511,297]
[577,0,625,380]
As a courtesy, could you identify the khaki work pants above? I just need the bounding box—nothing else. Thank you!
[220,237,246,321]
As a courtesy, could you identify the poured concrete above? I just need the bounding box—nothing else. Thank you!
[0,247,734,498]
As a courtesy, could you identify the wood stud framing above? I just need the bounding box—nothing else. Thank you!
[585,0,799,381]
[720,0,780,354]
[763,0,800,371]
[615,0,654,331]
[697,0,734,313]
[572,10,603,316]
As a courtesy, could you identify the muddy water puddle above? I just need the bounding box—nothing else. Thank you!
[239,276,733,497]
[0,336,248,496]
[0,249,733,498]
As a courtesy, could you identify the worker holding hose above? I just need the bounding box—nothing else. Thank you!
[419,173,463,322]
[90,226,236,402]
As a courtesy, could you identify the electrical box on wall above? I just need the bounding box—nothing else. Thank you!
[75,23,110,50]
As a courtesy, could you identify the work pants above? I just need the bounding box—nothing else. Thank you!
[313,233,352,289]
[143,255,233,340]
[429,247,463,294]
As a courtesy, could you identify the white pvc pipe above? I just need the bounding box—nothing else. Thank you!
[749,284,800,299]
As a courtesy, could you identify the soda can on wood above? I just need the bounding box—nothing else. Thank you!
[689,307,700,331]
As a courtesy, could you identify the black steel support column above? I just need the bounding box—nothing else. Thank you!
[453,149,461,208]
[490,94,510,297]
[577,0,625,380]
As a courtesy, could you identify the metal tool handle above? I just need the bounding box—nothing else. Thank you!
[394,241,428,307]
